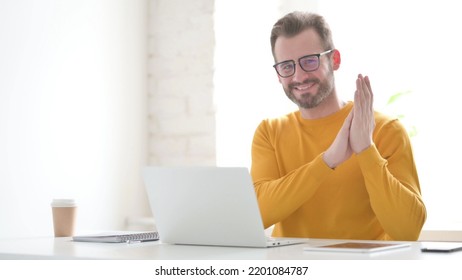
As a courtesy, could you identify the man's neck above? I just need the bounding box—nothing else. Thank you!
[299,93,345,120]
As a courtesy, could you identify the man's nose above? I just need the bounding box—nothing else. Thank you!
[291,63,311,83]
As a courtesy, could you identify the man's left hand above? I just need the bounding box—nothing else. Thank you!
[350,74,375,154]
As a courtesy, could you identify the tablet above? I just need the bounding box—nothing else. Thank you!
[421,242,462,253]
[304,242,411,253]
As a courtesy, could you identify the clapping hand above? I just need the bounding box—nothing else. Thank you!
[323,74,375,169]
[350,74,375,154]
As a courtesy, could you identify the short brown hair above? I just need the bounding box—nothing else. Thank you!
[270,11,334,60]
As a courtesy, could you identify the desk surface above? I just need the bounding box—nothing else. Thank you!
[0,237,461,260]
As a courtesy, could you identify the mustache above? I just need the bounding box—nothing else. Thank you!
[288,78,320,89]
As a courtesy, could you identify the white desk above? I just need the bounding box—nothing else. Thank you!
[0,237,461,260]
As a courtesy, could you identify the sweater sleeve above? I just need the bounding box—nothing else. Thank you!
[356,119,426,241]
[250,120,333,228]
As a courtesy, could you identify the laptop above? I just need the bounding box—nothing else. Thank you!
[142,166,304,248]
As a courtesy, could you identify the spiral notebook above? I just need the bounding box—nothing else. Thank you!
[72,231,159,243]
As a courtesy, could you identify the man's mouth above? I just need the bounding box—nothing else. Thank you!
[291,81,317,92]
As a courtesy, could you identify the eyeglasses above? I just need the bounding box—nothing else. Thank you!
[273,49,334,78]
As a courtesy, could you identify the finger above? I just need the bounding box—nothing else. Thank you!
[355,75,365,114]
[364,75,372,93]
[339,110,353,135]
[360,75,369,98]
[344,109,353,125]
[357,74,371,111]
[364,76,374,111]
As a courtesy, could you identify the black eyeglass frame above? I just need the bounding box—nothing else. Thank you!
[273,49,334,78]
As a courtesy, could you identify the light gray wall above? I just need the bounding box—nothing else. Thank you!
[147,0,216,167]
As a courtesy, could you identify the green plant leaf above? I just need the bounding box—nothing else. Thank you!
[386,90,412,105]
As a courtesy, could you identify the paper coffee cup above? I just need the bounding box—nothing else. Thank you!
[51,199,77,237]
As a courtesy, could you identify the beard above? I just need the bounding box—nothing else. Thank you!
[283,71,335,109]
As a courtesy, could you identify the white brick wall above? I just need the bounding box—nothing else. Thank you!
[148,0,216,166]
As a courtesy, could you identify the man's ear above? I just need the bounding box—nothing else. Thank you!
[332,49,341,70]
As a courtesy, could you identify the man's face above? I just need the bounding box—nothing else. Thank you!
[273,28,337,109]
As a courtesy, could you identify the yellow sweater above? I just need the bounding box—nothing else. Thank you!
[251,102,426,241]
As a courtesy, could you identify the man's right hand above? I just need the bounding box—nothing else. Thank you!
[323,110,353,169]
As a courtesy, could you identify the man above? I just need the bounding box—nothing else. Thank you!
[251,11,426,241]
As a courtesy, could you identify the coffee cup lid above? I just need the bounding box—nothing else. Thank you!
[51,199,76,207]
